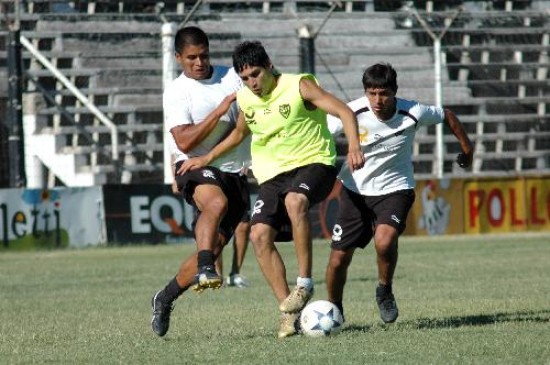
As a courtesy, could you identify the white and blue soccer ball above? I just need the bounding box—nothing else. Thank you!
[300,300,344,337]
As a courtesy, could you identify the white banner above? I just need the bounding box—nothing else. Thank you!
[0,187,106,249]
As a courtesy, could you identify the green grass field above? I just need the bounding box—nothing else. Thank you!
[1,234,549,364]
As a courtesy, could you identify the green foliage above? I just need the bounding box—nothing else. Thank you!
[0,235,549,364]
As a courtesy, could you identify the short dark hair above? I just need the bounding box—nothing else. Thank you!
[232,41,271,73]
[362,63,398,92]
[174,26,209,54]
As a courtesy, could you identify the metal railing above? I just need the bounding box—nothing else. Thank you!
[19,35,119,163]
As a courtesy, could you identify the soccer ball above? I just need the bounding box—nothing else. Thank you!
[300,300,344,337]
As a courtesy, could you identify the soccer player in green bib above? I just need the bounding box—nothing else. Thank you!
[179,41,365,337]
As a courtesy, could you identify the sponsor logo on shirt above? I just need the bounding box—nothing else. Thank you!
[391,215,401,224]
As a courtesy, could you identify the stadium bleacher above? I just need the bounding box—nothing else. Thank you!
[0,0,548,186]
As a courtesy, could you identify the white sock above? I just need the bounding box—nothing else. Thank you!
[297,277,313,292]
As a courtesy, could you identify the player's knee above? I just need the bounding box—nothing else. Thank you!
[284,193,309,219]
[328,250,352,269]
[249,225,273,253]
[203,195,229,217]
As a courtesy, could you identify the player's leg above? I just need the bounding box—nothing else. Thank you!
[191,183,228,289]
[325,247,355,319]
[215,252,223,276]
[227,220,250,287]
[278,191,315,313]
[249,222,299,338]
[325,185,371,321]
[279,164,337,314]
[374,224,399,286]
[249,222,287,301]
[373,224,400,324]
[151,232,228,337]
[371,189,415,323]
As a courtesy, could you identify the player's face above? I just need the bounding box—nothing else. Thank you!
[365,87,397,121]
[176,44,211,80]
[238,64,275,97]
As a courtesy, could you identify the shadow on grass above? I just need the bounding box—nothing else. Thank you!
[342,324,374,333]
[341,309,550,334]
[410,309,550,329]
[313,275,396,286]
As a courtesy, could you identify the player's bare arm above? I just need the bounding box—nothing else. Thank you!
[299,78,365,171]
[178,110,250,175]
[443,108,474,168]
[170,93,237,153]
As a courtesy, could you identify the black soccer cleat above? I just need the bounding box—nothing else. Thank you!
[151,290,174,337]
[191,265,222,293]
[376,285,399,323]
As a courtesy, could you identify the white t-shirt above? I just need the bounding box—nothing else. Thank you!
[328,96,444,196]
[163,65,251,173]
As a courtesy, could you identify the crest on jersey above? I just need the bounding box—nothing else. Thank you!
[279,104,291,119]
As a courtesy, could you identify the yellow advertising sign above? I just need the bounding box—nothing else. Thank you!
[405,179,465,236]
[464,178,550,233]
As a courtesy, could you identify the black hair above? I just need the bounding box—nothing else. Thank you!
[362,63,398,92]
[174,26,209,54]
[232,41,271,73]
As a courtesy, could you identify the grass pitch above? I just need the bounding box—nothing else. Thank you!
[1,234,549,364]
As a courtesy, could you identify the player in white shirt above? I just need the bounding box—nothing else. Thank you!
[151,27,251,337]
[325,63,473,324]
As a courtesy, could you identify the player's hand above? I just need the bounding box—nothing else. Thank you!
[218,92,237,114]
[347,149,365,172]
[177,156,209,175]
[456,150,473,169]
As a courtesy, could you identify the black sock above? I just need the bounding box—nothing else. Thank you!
[334,301,344,316]
[197,250,215,268]
[159,277,185,303]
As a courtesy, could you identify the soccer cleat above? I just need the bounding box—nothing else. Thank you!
[278,312,300,338]
[151,290,174,337]
[376,285,399,323]
[279,285,313,313]
[191,265,223,293]
[226,273,249,288]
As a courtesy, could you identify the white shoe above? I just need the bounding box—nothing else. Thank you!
[226,273,249,288]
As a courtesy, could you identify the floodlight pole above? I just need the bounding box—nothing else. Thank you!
[411,6,463,179]
[6,0,26,187]
[298,1,342,74]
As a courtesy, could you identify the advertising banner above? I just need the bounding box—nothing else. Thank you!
[406,178,465,236]
[0,187,106,250]
[464,177,550,233]
[102,184,196,244]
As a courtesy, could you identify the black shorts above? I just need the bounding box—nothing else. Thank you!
[238,174,251,222]
[330,186,416,250]
[175,163,248,241]
[251,163,337,233]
